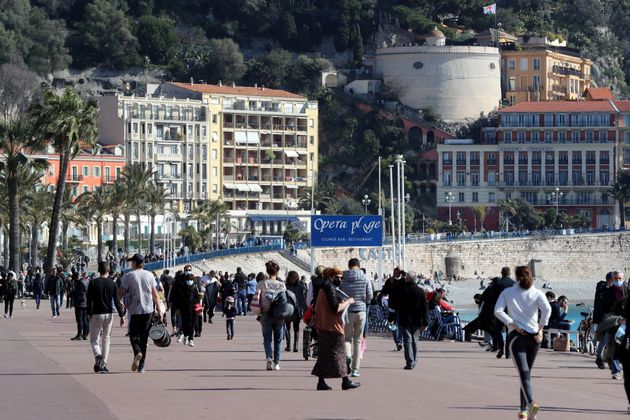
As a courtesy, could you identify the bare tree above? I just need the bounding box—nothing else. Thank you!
[0,64,42,122]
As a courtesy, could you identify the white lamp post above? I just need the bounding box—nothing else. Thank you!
[362,194,371,214]
[446,192,455,225]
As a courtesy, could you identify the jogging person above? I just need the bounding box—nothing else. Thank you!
[86,261,125,373]
[495,266,551,420]
[118,253,163,373]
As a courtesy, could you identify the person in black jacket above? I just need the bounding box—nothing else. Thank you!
[479,267,515,358]
[71,272,90,340]
[32,268,44,309]
[389,271,429,370]
[169,272,199,347]
[594,272,614,368]
[234,267,248,316]
[45,267,64,318]
[87,262,125,373]
[381,267,405,351]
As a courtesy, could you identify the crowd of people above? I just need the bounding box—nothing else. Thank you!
[5,254,630,417]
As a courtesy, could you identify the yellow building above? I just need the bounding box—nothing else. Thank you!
[501,46,592,105]
[161,82,319,212]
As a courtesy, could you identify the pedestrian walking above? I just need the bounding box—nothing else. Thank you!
[311,267,359,391]
[255,260,286,371]
[246,273,257,313]
[3,271,18,319]
[341,258,373,377]
[118,254,163,373]
[380,267,404,351]
[285,270,307,353]
[45,267,63,318]
[204,271,219,324]
[71,272,90,340]
[494,266,551,420]
[593,272,614,369]
[224,296,236,339]
[86,262,125,373]
[388,271,429,370]
[32,268,44,309]
[169,271,199,347]
[234,267,248,316]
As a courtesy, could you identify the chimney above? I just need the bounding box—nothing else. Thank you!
[190,77,194,86]
[218,80,222,87]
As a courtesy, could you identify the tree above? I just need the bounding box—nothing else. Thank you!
[0,119,47,273]
[498,198,517,231]
[30,87,98,274]
[71,0,140,68]
[471,205,487,232]
[145,182,169,255]
[77,187,110,263]
[121,163,154,253]
[105,180,126,262]
[179,225,201,251]
[0,64,41,122]
[190,199,228,248]
[22,187,53,268]
[334,0,352,52]
[136,14,178,65]
[609,170,630,226]
[205,38,245,84]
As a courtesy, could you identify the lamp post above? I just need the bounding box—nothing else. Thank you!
[445,192,455,225]
[362,194,371,214]
[548,187,564,214]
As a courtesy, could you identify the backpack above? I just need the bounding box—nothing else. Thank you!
[269,289,297,321]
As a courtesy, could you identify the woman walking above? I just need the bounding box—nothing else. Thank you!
[168,272,199,347]
[285,270,307,352]
[255,260,286,371]
[312,267,360,391]
[3,272,18,319]
[494,266,550,420]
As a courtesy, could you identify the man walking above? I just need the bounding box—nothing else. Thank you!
[45,267,63,318]
[118,254,163,373]
[204,270,219,323]
[71,272,90,340]
[389,271,429,370]
[381,267,404,351]
[479,267,515,358]
[234,267,248,316]
[593,272,614,368]
[87,262,125,373]
[341,258,373,377]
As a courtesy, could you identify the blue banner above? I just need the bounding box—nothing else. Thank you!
[311,215,383,247]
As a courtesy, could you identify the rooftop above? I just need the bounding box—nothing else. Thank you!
[585,87,614,101]
[499,101,616,113]
[168,82,305,100]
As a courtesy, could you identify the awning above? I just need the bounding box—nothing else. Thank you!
[248,184,263,192]
[285,150,299,158]
[236,184,250,192]
[223,183,237,189]
[248,215,300,223]
[297,150,308,155]
[285,184,298,189]
[235,131,247,143]
[247,132,260,144]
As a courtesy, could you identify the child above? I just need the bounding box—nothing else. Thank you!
[224,296,236,340]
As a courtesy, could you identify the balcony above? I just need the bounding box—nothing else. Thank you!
[102,176,115,184]
[155,153,182,161]
[66,175,83,183]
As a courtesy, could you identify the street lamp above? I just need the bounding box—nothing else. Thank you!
[548,187,564,214]
[445,192,455,225]
[362,194,371,214]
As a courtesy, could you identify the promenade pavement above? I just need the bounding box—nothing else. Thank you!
[0,303,627,420]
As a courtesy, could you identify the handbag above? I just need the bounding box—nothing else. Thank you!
[193,303,203,315]
[303,303,314,324]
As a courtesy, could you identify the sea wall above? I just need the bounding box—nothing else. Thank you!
[315,232,630,282]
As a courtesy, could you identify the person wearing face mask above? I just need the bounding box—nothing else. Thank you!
[380,267,404,351]
[168,268,199,347]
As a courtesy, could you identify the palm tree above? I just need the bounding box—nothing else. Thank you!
[23,187,53,267]
[0,119,47,272]
[59,187,82,252]
[77,187,110,263]
[498,199,517,232]
[190,199,227,247]
[471,205,487,232]
[105,180,126,263]
[145,182,170,255]
[609,170,630,226]
[121,163,154,253]
[30,88,98,274]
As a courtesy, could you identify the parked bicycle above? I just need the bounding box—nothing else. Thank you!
[576,303,596,354]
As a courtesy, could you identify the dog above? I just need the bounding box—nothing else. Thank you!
[20,299,25,309]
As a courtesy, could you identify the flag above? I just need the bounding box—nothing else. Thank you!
[483,3,496,14]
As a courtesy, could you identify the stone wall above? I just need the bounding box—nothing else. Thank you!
[315,232,630,281]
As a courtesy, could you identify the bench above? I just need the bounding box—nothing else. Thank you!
[545,328,579,350]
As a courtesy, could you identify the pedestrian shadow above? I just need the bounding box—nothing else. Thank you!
[168,387,312,392]
[451,405,622,415]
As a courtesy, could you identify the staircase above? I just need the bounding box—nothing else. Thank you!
[279,250,312,272]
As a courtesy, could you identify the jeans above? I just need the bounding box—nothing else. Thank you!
[89,313,113,363]
[226,319,234,338]
[247,294,254,313]
[401,326,420,367]
[129,313,153,368]
[390,312,402,345]
[75,307,89,337]
[237,290,247,315]
[344,311,366,370]
[49,294,60,316]
[596,329,607,359]
[261,313,284,364]
[508,331,540,411]
[33,291,42,309]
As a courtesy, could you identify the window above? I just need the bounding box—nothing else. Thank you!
[211,149,217,160]
[442,152,452,164]
[532,171,541,186]
[470,152,480,165]
[531,131,539,143]
[310,136,315,145]
[600,151,610,164]
[49,166,54,176]
[83,186,89,194]
[93,166,100,177]
[488,192,496,202]
[504,132,512,143]
[517,131,525,143]
[82,166,89,177]
[532,152,541,164]
[508,59,515,70]
[558,132,566,143]
[602,171,610,185]
[518,171,528,185]
[508,77,516,91]
[545,171,554,185]
[472,192,479,202]
[133,143,138,159]
[572,151,582,164]
[471,173,480,186]
[585,131,594,143]
[443,172,452,186]
[504,152,514,164]
[533,58,541,70]
[558,114,567,127]
[586,171,595,185]
[487,172,496,186]
[457,172,466,186]
[518,153,528,164]
[533,76,541,90]
[458,192,465,202]
[544,114,553,127]
[202,164,207,179]
[456,152,466,165]
[545,131,552,143]
[212,166,218,177]
[487,153,496,165]
[559,152,568,164]
[520,58,528,70]
[573,172,583,185]
[309,119,315,128]
[572,131,579,143]
[586,151,596,164]
[545,152,554,164]
[597,131,606,142]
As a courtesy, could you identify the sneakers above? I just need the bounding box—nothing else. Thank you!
[71,335,82,341]
[176,334,184,343]
[3,314,7,318]
[183,337,189,346]
[187,340,195,347]
[350,369,360,377]
[131,353,143,372]
[527,402,540,419]
[395,343,403,351]
[94,355,104,373]
[266,360,273,371]
[341,380,360,390]
[517,411,528,419]
[613,373,623,380]
[138,366,145,373]
[596,357,606,369]
[99,366,109,374]
[273,363,280,371]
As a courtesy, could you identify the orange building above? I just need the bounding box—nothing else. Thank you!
[37,144,126,196]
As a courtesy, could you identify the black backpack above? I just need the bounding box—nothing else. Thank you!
[269,289,297,321]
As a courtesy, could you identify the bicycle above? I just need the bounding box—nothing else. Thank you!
[576,303,596,354]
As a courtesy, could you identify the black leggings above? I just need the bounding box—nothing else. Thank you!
[620,354,630,404]
[4,296,14,316]
[180,309,195,341]
[285,319,300,349]
[507,331,540,411]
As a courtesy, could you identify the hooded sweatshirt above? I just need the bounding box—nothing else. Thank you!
[341,269,373,313]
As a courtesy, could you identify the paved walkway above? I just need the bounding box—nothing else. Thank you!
[0,303,627,419]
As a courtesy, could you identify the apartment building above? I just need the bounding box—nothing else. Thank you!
[437,100,620,230]
[159,82,319,213]
[501,44,592,105]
